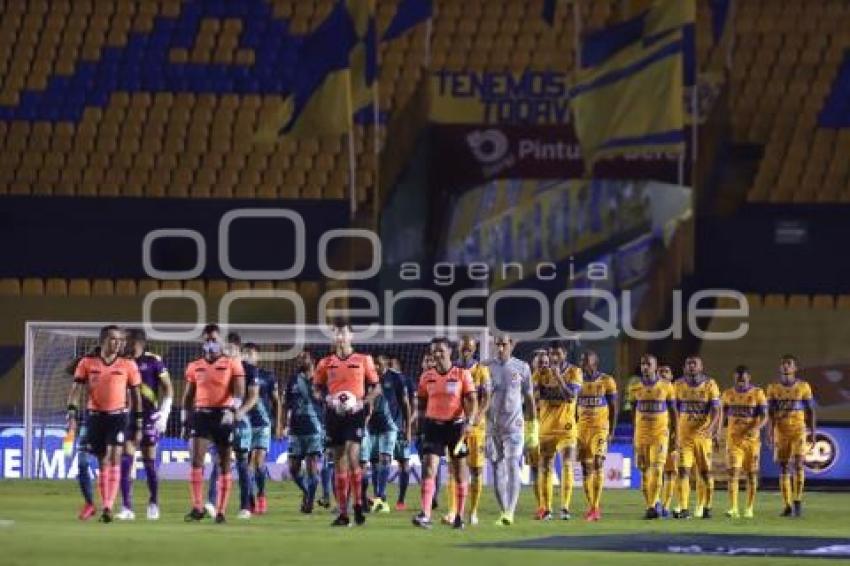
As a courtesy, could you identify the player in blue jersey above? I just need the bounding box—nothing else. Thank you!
[284,351,325,513]
[66,352,96,520]
[392,356,417,511]
[362,354,411,513]
[117,329,173,521]
[242,343,279,515]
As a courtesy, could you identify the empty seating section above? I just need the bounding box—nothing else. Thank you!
[701,293,850,420]
[0,0,388,201]
[728,0,850,203]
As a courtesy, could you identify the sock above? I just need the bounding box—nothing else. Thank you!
[106,465,121,510]
[120,454,133,510]
[236,457,253,511]
[334,471,350,513]
[420,477,436,518]
[377,461,390,501]
[293,470,308,496]
[793,468,805,502]
[447,476,457,517]
[560,461,574,511]
[542,466,554,512]
[360,468,369,507]
[320,461,332,499]
[469,473,482,515]
[306,471,319,504]
[78,454,94,505]
[506,458,522,516]
[143,459,159,505]
[398,465,410,504]
[780,473,792,507]
[371,463,380,499]
[696,476,706,508]
[677,475,690,511]
[352,468,364,509]
[649,468,662,507]
[704,476,715,508]
[531,466,541,510]
[592,469,604,508]
[97,469,107,509]
[641,471,652,508]
[455,481,468,518]
[255,465,267,497]
[746,474,758,510]
[215,472,233,515]
[208,464,219,505]
[190,467,204,510]
[582,467,593,507]
[662,473,675,509]
[434,464,442,501]
[729,475,739,511]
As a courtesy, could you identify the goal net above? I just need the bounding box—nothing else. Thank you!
[23,322,491,479]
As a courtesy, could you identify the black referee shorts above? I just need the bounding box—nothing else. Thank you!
[324,408,366,448]
[419,419,468,459]
[85,412,128,457]
[190,408,234,447]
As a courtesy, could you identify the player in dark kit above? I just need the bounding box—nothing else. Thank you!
[116,329,173,521]
[312,320,381,527]
[244,343,279,515]
[182,324,246,524]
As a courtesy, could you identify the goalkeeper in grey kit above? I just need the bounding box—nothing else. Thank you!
[485,334,538,525]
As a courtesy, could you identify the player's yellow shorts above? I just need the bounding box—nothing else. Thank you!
[634,436,669,470]
[774,430,806,463]
[727,437,761,473]
[578,428,609,462]
[539,434,577,459]
[677,436,713,471]
[466,431,486,469]
[664,449,678,474]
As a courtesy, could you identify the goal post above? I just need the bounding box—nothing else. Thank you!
[22,321,492,479]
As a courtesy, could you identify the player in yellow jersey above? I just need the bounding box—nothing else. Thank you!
[632,354,676,519]
[526,349,548,516]
[721,365,768,519]
[658,364,679,518]
[673,356,721,520]
[576,350,617,521]
[766,354,816,518]
[443,335,491,526]
[533,345,582,521]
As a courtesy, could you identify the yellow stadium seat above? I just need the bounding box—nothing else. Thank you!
[92,279,114,296]
[812,295,835,309]
[136,279,159,295]
[22,278,45,296]
[787,294,811,309]
[762,294,787,309]
[67,278,91,296]
[114,279,137,296]
[206,280,229,297]
[45,278,68,296]
[0,278,21,296]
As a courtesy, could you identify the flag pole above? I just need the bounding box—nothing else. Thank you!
[348,128,357,218]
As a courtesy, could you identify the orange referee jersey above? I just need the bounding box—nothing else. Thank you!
[185,355,245,409]
[74,355,141,412]
[417,366,474,422]
[314,352,378,400]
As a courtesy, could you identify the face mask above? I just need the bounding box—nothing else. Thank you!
[203,340,222,355]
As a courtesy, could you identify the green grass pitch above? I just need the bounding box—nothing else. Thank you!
[0,481,848,566]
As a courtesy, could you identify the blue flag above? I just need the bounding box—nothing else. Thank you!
[383,0,432,42]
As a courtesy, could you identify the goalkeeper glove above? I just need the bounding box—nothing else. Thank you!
[153,397,172,434]
[524,419,540,449]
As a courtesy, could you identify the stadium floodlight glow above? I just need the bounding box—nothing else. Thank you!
[317,228,382,280]
[142,229,206,280]
[218,208,305,280]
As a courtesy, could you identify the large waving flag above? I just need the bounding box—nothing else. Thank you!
[255,0,358,141]
[382,0,432,42]
[571,31,685,167]
[571,0,693,167]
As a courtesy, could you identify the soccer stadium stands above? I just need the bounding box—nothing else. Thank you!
[726,0,850,203]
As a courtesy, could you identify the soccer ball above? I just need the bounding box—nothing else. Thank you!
[330,390,358,415]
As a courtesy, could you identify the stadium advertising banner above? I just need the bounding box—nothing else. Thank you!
[760,425,850,482]
[429,70,684,189]
[0,426,636,486]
